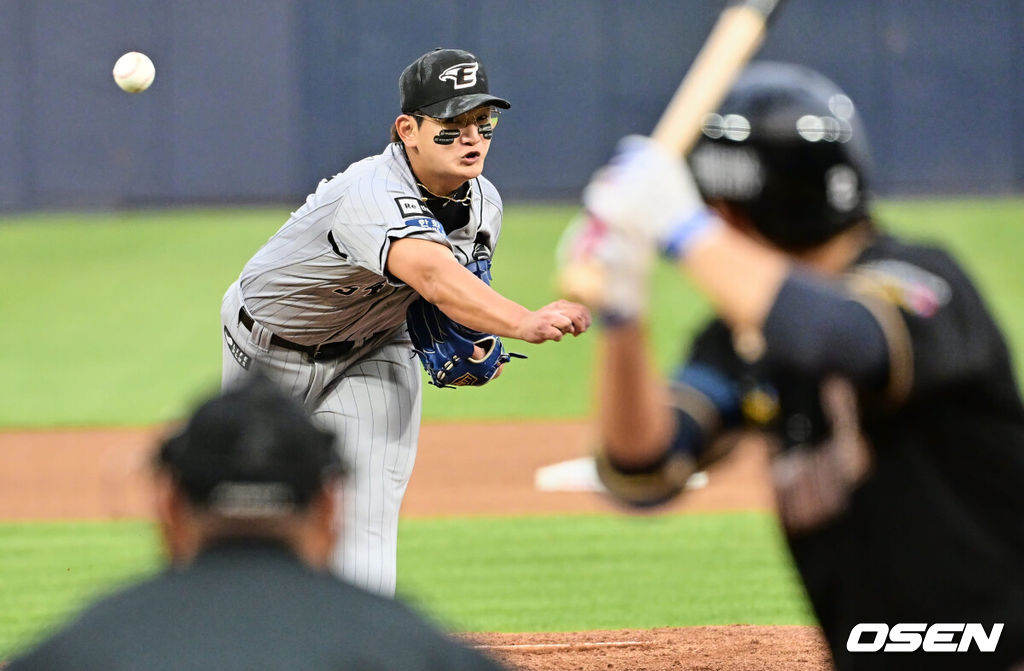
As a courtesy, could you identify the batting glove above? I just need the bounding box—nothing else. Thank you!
[556,212,654,326]
[583,135,716,260]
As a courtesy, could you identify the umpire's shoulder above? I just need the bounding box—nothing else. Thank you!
[1,570,172,668]
[326,580,508,670]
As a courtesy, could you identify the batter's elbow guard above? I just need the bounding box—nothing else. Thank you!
[594,447,695,508]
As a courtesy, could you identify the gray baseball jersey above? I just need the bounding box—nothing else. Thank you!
[220,142,503,596]
[239,143,502,345]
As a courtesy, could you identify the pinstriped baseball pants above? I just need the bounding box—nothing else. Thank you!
[220,282,420,596]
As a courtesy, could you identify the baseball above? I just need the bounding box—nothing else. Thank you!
[112,51,155,93]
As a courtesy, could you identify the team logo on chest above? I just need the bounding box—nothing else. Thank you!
[439,62,479,90]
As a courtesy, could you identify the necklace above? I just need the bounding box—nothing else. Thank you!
[416,181,472,207]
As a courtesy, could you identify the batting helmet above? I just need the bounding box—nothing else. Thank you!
[689,61,873,251]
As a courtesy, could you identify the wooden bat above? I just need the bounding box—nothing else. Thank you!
[558,0,784,305]
[651,0,784,155]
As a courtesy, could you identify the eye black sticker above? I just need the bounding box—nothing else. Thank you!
[433,129,461,145]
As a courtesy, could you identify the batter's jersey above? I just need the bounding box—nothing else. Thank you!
[676,234,1024,670]
[5,541,509,671]
[238,143,503,346]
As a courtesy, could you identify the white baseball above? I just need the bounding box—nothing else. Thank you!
[112,51,155,93]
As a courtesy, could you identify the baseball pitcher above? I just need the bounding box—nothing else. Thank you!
[221,48,590,596]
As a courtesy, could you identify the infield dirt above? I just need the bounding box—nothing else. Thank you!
[0,421,832,669]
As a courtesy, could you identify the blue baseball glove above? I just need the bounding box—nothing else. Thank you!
[406,257,525,388]
[406,298,526,388]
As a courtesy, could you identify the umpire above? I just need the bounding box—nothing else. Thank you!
[562,62,1024,670]
[5,378,507,671]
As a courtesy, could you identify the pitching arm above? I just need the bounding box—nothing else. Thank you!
[387,237,590,344]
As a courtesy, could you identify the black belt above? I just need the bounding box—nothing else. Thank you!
[238,307,357,360]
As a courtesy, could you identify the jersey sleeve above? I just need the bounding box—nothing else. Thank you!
[759,271,891,390]
[594,319,747,508]
[329,169,451,281]
[845,245,1002,404]
[668,319,747,464]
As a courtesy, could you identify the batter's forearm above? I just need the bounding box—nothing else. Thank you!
[599,325,675,467]
[682,224,789,332]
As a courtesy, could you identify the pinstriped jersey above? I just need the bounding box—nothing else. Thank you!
[238,143,503,345]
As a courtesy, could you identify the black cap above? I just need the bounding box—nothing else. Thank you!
[156,377,344,517]
[399,48,511,119]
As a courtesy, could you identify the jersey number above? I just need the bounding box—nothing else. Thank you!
[335,281,386,297]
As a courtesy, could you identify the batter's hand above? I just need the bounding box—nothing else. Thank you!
[557,213,655,323]
[517,300,592,343]
[582,135,714,260]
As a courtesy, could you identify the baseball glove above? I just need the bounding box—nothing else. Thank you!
[406,298,525,388]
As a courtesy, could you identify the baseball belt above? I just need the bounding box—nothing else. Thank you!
[237,306,358,361]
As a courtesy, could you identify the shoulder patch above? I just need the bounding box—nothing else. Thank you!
[405,217,444,234]
[847,259,951,317]
[394,196,429,218]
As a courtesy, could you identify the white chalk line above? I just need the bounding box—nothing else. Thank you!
[474,640,649,650]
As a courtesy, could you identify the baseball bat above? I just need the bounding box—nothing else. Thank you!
[651,0,784,155]
[558,0,784,305]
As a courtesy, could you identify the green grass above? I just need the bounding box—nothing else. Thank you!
[4,198,1021,428]
[0,208,287,427]
[0,512,810,658]
[0,521,162,658]
[397,512,812,633]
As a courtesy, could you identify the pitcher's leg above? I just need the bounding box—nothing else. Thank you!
[316,342,421,596]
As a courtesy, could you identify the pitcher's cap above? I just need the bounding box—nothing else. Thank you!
[400,48,510,119]
[156,377,344,516]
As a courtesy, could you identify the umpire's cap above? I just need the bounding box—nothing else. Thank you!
[156,377,344,517]
[400,48,511,119]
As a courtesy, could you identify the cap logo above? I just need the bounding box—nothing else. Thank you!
[439,62,479,90]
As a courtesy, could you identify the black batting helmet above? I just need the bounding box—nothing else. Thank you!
[689,61,873,251]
